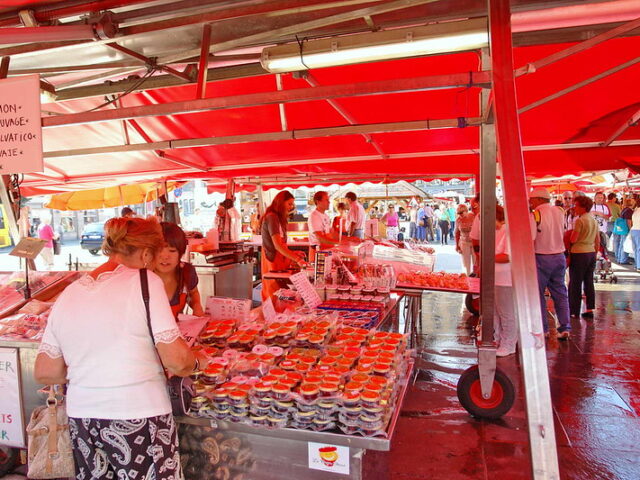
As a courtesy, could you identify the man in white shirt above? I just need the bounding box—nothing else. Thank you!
[530,187,571,339]
[345,192,366,238]
[308,191,337,248]
[591,191,610,234]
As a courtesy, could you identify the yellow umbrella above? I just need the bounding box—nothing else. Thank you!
[45,182,181,211]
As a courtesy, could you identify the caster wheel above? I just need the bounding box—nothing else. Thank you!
[0,446,18,476]
[457,365,515,419]
[594,277,599,283]
[612,276,618,284]
[465,294,480,316]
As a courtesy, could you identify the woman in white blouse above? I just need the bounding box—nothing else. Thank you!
[35,217,196,480]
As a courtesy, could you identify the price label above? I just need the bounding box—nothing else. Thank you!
[290,271,321,309]
[206,296,251,322]
[9,237,45,260]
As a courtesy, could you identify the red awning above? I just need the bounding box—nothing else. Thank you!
[18,21,640,194]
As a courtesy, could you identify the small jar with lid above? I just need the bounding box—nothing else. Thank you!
[343,381,364,396]
[227,389,249,406]
[250,414,269,427]
[341,391,361,408]
[250,404,271,417]
[268,416,288,428]
[252,381,271,399]
[342,405,363,420]
[211,388,229,405]
[312,417,333,431]
[316,400,337,415]
[190,396,209,411]
[230,402,249,415]
[273,400,294,414]
[360,390,381,409]
[293,409,316,424]
[299,383,320,403]
[359,413,382,432]
[270,383,291,402]
[319,383,339,399]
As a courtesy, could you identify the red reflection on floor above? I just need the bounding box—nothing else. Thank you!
[365,286,640,479]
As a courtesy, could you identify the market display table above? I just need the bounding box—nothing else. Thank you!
[393,278,479,346]
[177,359,414,480]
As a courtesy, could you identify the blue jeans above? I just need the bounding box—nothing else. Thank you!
[449,220,455,240]
[613,233,628,264]
[631,230,640,268]
[417,225,426,241]
[409,222,417,239]
[535,253,571,333]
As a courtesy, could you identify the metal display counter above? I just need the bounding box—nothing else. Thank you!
[0,271,84,452]
[191,249,254,300]
[393,278,479,346]
[177,360,414,480]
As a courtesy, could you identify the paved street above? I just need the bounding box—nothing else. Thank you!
[0,238,106,272]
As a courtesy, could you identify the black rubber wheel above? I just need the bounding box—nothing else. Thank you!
[89,249,100,255]
[0,446,18,476]
[465,293,480,316]
[594,277,599,283]
[457,365,515,419]
[612,276,618,284]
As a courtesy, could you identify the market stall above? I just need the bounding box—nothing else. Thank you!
[3,1,640,478]
[0,270,84,463]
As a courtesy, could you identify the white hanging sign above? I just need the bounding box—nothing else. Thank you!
[290,271,321,309]
[206,296,251,322]
[0,75,43,174]
[0,347,26,448]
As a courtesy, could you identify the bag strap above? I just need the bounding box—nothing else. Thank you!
[45,388,59,474]
[140,269,167,371]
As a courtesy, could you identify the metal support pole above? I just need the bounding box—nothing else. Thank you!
[196,23,212,99]
[226,178,236,200]
[488,1,560,478]
[477,48,497,399]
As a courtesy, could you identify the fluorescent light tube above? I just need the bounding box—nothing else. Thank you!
[261,18,488,73]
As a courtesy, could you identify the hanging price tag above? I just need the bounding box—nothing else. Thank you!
[290,271,321,309]
[206,297,251,322]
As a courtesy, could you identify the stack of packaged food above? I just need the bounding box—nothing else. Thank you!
[188,310,412,438]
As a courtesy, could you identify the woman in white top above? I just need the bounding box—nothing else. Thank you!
[494,205,517,357]
[35,217,197,480]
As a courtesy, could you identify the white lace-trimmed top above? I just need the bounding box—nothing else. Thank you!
[38,265,182,419]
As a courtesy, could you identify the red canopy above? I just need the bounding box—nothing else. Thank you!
[8,3,639,195]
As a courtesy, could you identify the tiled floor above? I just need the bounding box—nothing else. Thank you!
[366,273,640,480]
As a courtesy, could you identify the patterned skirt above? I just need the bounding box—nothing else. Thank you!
[68,414,181,480]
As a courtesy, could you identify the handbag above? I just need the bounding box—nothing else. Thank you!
[26,387,76,479]
[52,239,61,255]
[139,269,194,416]
[613,217,630,235]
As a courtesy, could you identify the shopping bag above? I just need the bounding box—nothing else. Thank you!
[623,234,634,255]
[26,388,75,479]
[607,234,614,252]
